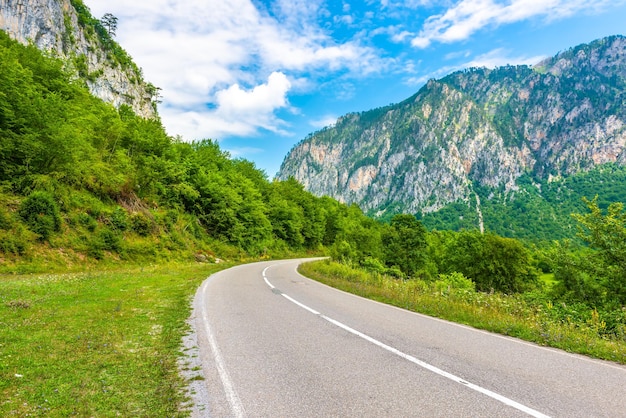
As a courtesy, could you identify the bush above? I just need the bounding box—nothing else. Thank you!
[99,228,122,252]
[77,212,98,232]
[0,227,29,255]
[87,227,124,259]
[434,272,475,293]
[18,191,62,241]
[130,212,153,236]
[0,208,13,230]
[108,207,128,231]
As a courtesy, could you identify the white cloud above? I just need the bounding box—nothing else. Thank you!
[309,115,339,129]
[463,48,545,68]
[214,72,291,124]
[160,72,292,140]
[404,48,546,87]
[411,0,618,48]
[84,0,386,140]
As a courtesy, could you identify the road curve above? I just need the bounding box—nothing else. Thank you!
[190,259,626,417]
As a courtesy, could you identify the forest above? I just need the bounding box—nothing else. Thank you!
[0,28,624,356]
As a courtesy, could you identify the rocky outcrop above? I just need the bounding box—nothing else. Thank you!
[0,0,157,118]
[278,36,626,218]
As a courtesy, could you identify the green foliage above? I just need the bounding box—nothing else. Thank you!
[382,214,427,277]
[301,260,626,363]
[18,191,62,241]
[434,272,475,292]
[108,207,129,231]
[552,197,626,306]
[0,225,30,256]
[69,1,141,77]
[442,231,538,293]
[0,30,389,264]
[0,207,12,230]
[130,212,153,236]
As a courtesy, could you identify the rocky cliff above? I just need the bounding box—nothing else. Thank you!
[0,0,157,118]
[278,36,626,222]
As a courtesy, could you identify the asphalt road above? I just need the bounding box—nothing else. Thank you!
[191,259,626,417]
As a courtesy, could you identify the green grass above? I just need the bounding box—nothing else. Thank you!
[539,272,557,288]
[299,260,626,364]
[0,262,231,416]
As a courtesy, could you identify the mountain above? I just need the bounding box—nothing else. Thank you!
[0,0,157,118]
[277,35,626,240]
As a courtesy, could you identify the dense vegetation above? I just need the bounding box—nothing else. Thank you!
[1,24,625,417]
[279,36,626,247]
[0,30,381,271]
[1,24,624,330]
[421,166,626,242]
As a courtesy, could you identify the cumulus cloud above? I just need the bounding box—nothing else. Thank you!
[411,0,617,48]
[404,48,546,86]
[160,72,292,140]
[84,0,385,140]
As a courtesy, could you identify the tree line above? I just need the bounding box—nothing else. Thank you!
[1,29,625,318]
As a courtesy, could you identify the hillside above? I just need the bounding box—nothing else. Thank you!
[0,29,384,271]
[0,0,157,118]
[277,35,626,241]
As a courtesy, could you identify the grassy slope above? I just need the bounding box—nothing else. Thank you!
[0,262,232,416]
[299,260,626,365]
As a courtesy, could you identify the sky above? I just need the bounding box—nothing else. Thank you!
[83,0,626,178]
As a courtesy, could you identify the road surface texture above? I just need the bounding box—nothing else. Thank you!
[188,259,626,417]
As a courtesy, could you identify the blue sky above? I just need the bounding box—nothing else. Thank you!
[84,0,626,177]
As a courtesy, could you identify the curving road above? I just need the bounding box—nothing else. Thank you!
[190,259,626,417]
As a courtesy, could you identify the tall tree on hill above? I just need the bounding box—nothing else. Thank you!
[101,13,118,38]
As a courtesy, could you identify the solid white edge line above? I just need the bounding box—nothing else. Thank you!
[200,280,246,418]
[292,261,626,373]
[265,261,551,418]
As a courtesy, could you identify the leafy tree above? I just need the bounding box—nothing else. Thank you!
[382,214,427,277]
[568,197,626,305]
[444,231,538,293]
[101,13,118,37]
[550,242,605,305]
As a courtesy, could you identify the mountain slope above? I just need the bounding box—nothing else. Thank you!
[278,35,626,239]
[0,0,157,117]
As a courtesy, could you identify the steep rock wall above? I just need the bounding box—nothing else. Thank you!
[278,36,626,217]
[0,0,156,118]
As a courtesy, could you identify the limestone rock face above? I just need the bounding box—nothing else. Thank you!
[278,36,626,217]
[0,0,156,118]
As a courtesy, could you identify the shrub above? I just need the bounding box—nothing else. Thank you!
[0,208,12,230]
[77,212,98,232]
[0,227,29,255]
[434,272,476,293]
[18,191,62,241]
[130,212,153,236]
[99,228,122,252]
[108,207,128,231]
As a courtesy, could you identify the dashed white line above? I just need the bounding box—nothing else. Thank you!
[263,264,551,418]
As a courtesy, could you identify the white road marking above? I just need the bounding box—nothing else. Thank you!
[292,263,626,373]
[200,280,246,418]
[264,264,551,418]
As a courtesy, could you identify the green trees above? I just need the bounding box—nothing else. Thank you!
[442,231,538,293]
[382,214,427,276]
[552,197,626,306]
[0,29,391,261]
[100,13,118,37]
